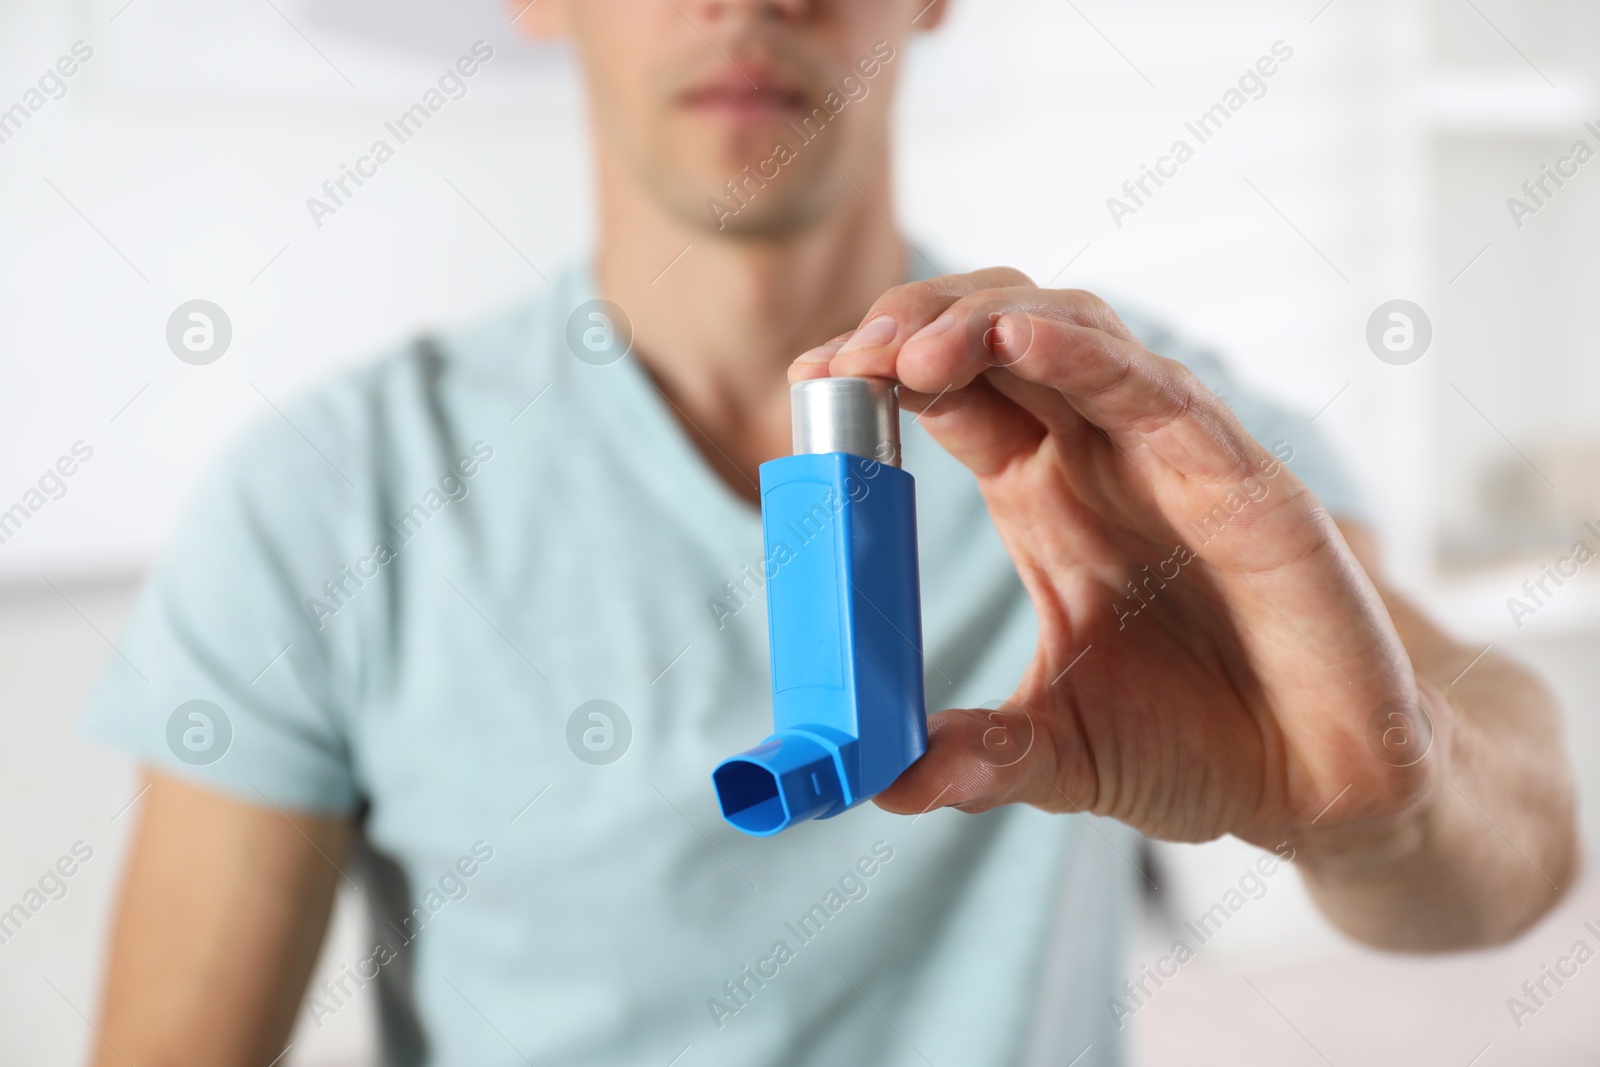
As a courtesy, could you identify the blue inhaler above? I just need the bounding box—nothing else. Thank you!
[712,377,927,836]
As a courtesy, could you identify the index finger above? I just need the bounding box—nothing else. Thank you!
[895,292,1266,486]
[788,266,1035,385]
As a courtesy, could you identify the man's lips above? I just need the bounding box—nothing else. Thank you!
[679,70,808,116]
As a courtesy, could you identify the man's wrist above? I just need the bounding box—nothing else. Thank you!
[1293,678,1456,879]
[1290,677,1574,949]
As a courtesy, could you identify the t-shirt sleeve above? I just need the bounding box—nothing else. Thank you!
[1119,306,1370,525]
[79,396,370,815]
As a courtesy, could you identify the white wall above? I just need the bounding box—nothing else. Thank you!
[0,0,1422,581]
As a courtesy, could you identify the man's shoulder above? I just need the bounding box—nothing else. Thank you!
[223,274,583,496]
[322,279,569,435]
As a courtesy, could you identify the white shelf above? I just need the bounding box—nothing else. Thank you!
[1423,563,1600,642]
[1418,71,1599,134]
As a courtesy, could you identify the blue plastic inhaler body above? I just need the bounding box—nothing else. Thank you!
[712,377,927,836]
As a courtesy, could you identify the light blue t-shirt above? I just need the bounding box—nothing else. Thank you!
[83,256,1362,1067]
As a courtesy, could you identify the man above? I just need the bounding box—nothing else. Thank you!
[85,2,1578,1065]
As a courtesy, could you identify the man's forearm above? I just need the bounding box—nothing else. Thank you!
[1296,548,1580,949]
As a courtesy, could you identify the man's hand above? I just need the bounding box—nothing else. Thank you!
[791,267,1579,948]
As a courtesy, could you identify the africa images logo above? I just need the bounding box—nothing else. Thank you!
[165,700,233,766]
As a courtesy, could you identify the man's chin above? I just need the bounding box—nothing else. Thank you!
[699,184,832,239]
[642,167,830,241]
[700,205,825,241]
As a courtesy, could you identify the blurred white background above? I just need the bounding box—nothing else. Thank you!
[1,0,1597,1063]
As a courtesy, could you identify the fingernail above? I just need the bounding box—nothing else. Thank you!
[835,315,897,355]
[794,341,842,363]
[906,312,956,346]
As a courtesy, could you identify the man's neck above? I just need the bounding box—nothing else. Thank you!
[593,164,907,498]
